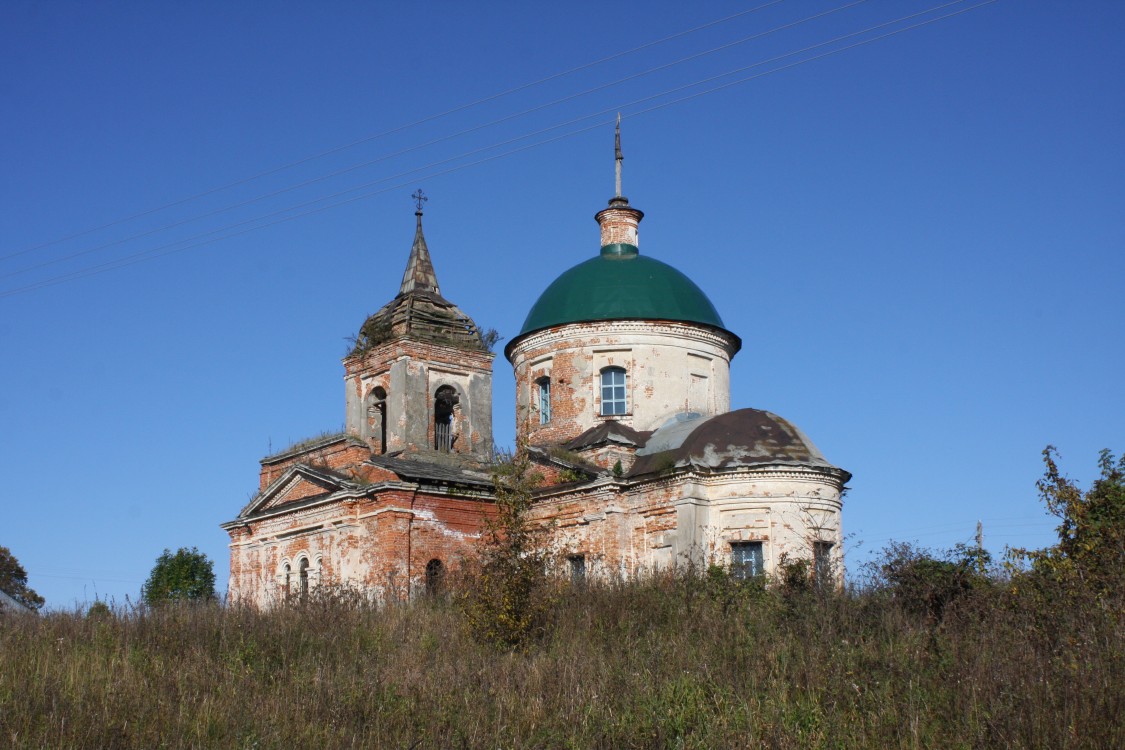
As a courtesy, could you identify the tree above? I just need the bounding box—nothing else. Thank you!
[0,546,45,611]
[142,547,216,605]
[458,447,556,647]
[1009,446,1125,592]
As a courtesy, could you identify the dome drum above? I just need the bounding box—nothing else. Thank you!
[509,319,738,446]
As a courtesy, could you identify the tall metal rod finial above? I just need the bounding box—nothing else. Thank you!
[614,114,623,197]
[412,188,428,214]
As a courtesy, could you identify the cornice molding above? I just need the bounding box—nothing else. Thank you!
[509,320,739,362]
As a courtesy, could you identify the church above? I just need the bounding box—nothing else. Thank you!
[222,132,851,605]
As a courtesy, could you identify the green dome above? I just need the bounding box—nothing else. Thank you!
[510,243,732,347]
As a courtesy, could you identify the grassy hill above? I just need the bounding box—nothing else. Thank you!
[1,566,1121,749]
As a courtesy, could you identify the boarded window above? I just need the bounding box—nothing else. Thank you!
[688,373,707,414]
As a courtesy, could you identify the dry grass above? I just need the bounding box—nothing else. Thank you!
[1,572,1122,749]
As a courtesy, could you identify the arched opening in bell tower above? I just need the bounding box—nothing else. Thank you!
[367,386,388,454]
[434,385,458,452]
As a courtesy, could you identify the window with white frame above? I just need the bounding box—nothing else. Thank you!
[600,367,627,416]
[730,541,764,580]
[536,377,551,424]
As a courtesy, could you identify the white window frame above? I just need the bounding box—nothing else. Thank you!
[536,377,551,424]
[600,367,627,416]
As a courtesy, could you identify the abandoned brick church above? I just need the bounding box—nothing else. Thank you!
[222,137,851,604]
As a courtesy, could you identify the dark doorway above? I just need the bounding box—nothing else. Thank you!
[425,559,445,595]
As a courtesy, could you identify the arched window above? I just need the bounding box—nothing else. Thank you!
[298,558,310,597]
[434,385,458,452]
[536,377,551,424]
[282,562,291,598]
[600,367,627,416]
[425,559,445,596]
[367,386,388,454]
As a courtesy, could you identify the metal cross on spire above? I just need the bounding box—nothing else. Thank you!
[614,114,623,197]
[412,188,428,214]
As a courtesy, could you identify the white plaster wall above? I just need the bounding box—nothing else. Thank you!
[510,320,739,443]
[532,468,845,583]
[696,472,844,578]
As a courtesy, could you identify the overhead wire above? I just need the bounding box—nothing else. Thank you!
[1,0,869,281]
[0,0,999,299]
[0,0,791,263]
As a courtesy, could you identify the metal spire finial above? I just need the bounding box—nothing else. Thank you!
[412,188,428,215]
[614,114,623,197]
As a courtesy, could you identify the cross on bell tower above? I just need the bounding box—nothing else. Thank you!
[412,188,428,214]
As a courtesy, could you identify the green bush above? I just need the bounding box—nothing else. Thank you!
[457,448,557,648]
[871,542,992,621]
[141,547,216,605]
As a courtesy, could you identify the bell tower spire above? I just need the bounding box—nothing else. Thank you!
[399,189,440,296]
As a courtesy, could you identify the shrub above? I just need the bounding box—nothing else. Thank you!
[872,542,992,621]
[141,547,216,605]
[458,448,557,648]
[86,600,113,620]
[1008,446,1125,596]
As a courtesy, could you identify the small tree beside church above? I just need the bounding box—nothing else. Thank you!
[0,545,45,611]
[459,448,556,648]
[1008,446,1125,595]
[142,547,216,605]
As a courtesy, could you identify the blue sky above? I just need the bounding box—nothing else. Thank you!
[2,1,1121,608]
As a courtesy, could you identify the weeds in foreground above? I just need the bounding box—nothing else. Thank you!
[1,568,1121,750]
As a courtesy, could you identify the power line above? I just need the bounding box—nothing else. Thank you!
[0,0,791,263]
[1,0,868,280]
[0,0,999,299]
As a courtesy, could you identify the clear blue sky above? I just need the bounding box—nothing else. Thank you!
[2,1,1121,608]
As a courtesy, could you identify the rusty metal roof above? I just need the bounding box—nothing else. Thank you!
[629,408,850,480]
[564,420,653,451]
[398,211,441,297]
[350,212,487,355]
[366,454,494,487]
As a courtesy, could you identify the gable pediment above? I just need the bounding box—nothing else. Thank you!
[239,465,348,518]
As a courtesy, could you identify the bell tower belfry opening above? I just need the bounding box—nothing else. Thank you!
[344,194,494,461]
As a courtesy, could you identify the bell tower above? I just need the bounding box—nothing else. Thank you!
[344,194,494,461]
